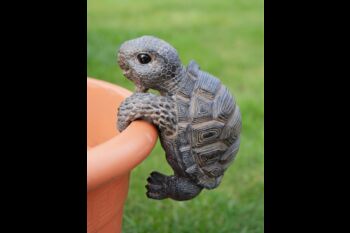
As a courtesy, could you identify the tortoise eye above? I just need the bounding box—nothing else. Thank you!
[137,53,152,64]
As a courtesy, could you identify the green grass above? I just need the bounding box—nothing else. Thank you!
[88,0,264,232]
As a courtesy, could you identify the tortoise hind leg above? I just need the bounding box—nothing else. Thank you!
[146,171,203,201]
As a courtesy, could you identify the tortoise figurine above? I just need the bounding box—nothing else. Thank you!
[117,35,242,201]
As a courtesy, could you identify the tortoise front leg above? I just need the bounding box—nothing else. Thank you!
[117,93,177,136]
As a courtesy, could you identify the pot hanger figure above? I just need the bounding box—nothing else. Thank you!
[117,35,242,201]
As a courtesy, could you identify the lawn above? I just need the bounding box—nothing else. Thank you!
[88,0,264,232]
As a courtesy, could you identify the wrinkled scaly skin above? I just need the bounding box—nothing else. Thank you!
[117,35,241,201]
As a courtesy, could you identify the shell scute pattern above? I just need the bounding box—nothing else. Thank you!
[191,121,225,148]
[194,71,221,100]
[177,75,196,99]
[190,96,213,124]
[176,65,241,189]
[176,98,190,123]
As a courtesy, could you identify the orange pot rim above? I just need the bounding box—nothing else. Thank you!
[87,78,158,192]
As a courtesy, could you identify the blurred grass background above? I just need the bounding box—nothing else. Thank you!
[88,0,263,232]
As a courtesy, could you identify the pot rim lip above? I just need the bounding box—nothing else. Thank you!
[87,77,158,192]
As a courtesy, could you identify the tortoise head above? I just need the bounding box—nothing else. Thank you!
[117,35,184,94]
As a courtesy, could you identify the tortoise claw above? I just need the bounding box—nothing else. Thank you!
[145,171,168,200]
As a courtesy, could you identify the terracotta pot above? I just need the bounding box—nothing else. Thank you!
[87,78,158,233]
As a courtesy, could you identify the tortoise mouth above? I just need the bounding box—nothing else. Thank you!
[117,52,151,93]
[119,67,146,92]
[117,56,129,71]
[117,56,133,80]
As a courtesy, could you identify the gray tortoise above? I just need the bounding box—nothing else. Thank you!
[117,36,242,201]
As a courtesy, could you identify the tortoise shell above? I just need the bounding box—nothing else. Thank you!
[166,60,242,190]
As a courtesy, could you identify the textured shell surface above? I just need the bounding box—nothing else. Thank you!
[164,60,242,190]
